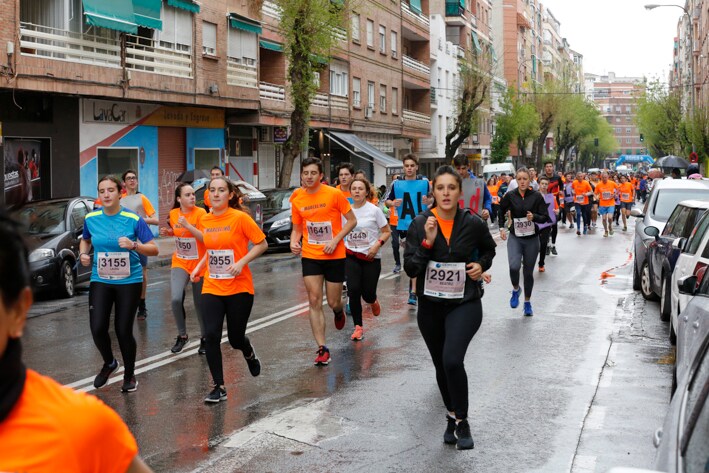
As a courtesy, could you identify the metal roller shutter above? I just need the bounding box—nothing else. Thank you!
[157,127,186,225]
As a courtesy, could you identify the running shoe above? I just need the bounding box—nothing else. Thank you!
[171,335,188,353]
[408,292,418,306]
[198,338,207,355]
[510,288,521,309]
[576,230,581,236]
[583,226,588,235]
[351,325,364,341]
[545,246,551,256]
[393,264,401,274]
[609,228,614,236]
[538,265,545,272]
[137,307,148,321]
[314,346,331,365]
[523,301,534,317]
[334,309,346,330]
[623,226,627,232]
[94,359,119,389]
[603,232,608,238]
[204,385,227,403]
[245,349,261,377]
[444,416,457,445]
[455,419,475,450]
[551,246,558,256]
[121,376,138,393]
[371,300,381,316]
[569,223,574,229]
[345,301,351,316]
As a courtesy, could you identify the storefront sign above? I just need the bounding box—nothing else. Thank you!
[143,106,224,129]
[273,126,288,143]
[83,99,151,124]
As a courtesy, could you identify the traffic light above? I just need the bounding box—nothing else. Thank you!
[640,133,644,142]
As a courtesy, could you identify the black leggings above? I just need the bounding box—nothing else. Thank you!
[507,234,540,299]
[201,292,254,386]
[89,282,142,379]
[417,297,483,420]
[575,203,591,229]
[390,224,400,266]
[345,255,381,326]
[538,227,551,266]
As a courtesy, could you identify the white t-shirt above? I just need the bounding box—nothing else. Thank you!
[345,202,388,258]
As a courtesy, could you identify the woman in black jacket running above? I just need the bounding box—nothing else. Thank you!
[404,166,496,450]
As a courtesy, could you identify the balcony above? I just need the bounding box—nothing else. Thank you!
[125,35,192,78]
[331,27,348,42]
[262,0,281,20]
[19,22,120,67]
[403,109,431,127]
[259,81,286,102]
[401,2,430,28]
[403,55,431,75]
[417,137,439,153]
[227,60,257,88]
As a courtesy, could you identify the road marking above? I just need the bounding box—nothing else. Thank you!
[585,406,606,430]
[147,281,165,287]
[571,455,597,473]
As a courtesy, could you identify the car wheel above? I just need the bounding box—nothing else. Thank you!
[640,261,658,301]
[58,260,75,298]
[669,318,677,345]
[632,259,641,290]
[659,275,671,321]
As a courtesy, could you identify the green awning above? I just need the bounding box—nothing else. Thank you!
[331,0,344,5]
[83,0,137,34]
[259,40,283,52]
[409,0,422,15]
[471,31,482,52]
[459,0,465,7]
[229,13,262,34]
[133,0,162,30]
[166,0,200,13]
[310,54,329,64]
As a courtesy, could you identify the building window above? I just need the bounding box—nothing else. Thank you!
[353,77,361,107]
[313,71,320,88]
[392,87,398,114]
[625,127,631,133]
[379,25,386,53]
[329,61,348,97]
[391,31,398,58]
[228,28,257,65]
[438,115,444,143]
[368,81,375,109]
[202,21,217,56]
[615,117,621,123]
[366,19,374,47]
[626,116,632,122]
[625,106,631,112]
[615,106,621,112]
[380,84,387,112]
[158,4,193,52]
[352,13,360,42]
[445,70,450,98]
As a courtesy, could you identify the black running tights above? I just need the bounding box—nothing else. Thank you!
[507,234,540,299]
[538,227,551,266]
[346,255,381,326]
[201,292,254,386]
[417,298,483,420]
[89,282,141,379]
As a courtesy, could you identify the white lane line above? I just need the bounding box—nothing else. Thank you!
[147,281,165,287]
[584,406,606,430]
[571,455,597,473]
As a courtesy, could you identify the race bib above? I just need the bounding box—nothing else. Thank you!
[602,191,612,200]
[513,218,535,237]
[208,249,234,279]
[621,192,630,201]
[492,196,500,204]
[97,252,130,280]
[306,221,333,245]
[575,195,585,203]
[423,261,466,299]
[347,229,370,248]
[175,237,198,260]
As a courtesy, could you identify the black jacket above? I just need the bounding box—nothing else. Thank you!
[498,188,550,238]
[404,208,496,304]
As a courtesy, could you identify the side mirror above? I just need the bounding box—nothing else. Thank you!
[644,226,660,238]
[630,208,644,218]
[672,237,687,252]
[678,275,698,296]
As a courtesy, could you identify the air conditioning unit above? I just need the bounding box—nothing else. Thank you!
[364,106,374,119]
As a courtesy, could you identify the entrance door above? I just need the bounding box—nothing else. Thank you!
[157,127,186,224]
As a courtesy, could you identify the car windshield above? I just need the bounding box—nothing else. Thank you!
[14,201,68,235]
[652,189,709,221]
[263,189,294,216]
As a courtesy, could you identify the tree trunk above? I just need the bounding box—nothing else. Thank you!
[279,108,308,187]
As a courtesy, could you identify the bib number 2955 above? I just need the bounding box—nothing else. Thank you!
[208,249,235,279]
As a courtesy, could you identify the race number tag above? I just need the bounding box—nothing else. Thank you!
[621,192,630,201]
[97,252,130,280]
[347,229,370,248]
[423,261,466,299]
[306,221,333,245]
[575,195,585,203]
[602,191,612,200]
[513,218,535,237]
[208,249,235,279]
[175,237,198,260]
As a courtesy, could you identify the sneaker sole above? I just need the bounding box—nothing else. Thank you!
[94,361,120,389]
[121,380,138,393]
[204,395,227,403]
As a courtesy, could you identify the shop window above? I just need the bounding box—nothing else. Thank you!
[195,149,221,170]
[97,148,139,181]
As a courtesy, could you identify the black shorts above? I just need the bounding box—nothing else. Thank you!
[301,257,346,283]
[619,202,633,211]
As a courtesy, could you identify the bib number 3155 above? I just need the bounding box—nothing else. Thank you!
[208,249,235,279]
[423,261,466,299]
[97,252,130,280]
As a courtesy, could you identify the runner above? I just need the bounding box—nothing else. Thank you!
[498,167,550,316]
[387,175,402,273]
[541,162,563,198]
[561,172,576,229]
[594,171,618,238]
[588,171,600,229]
[537,176,559,272]
[353,170,380,204]
[0,211,153,473]
[618,174,635,231]
[189,176,268,403]
[290,158,357,366]
[120,169,159,320]
[638,174,648,203]
[159,183,208,354]
[452,154,492,221]
[571,172,593,235]
[335,162,355,203]
[79,176,159,393]
[344,178,391,341]
[487,176,500,225]
[403,165,496,450]
[203,166,224,211]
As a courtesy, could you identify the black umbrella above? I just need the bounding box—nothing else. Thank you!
[652,155,690,169]
[175,169,210,183]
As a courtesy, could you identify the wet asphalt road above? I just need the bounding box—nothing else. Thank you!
[23,218,674,473]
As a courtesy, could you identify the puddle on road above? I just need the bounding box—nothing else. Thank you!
[599,246,634,295]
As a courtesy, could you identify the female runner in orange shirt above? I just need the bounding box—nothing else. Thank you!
[189,176,268,403]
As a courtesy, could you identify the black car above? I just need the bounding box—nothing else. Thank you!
[261,188,297,249]
[12,198,95,298]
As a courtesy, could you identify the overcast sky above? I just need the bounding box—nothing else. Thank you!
[539,0,682,81]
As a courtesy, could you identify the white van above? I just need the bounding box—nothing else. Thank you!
[483,163,516,181]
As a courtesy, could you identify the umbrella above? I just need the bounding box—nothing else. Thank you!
[652,155,690,169]
[175,169,210,183]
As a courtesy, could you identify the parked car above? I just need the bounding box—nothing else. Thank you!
[261,188,297,249]
[643,200,709,320]
[673,272,709,395]
[631,179,709,296]
[11,197,95,298]
[193,178,267,228]
[670,210,709,344]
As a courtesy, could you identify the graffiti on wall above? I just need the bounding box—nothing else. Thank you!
[159,169,181,214]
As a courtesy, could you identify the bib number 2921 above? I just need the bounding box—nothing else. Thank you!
[423,261,465,299]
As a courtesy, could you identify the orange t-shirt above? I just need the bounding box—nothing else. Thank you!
[619,182,635,203]
[199,208,266,296]
[204,189,211,208]
[571,180,593,205]
[290,184,352,260]
[431,208,454,244]
[336,184,352,201]
[0,369,138,473]
[169,206,207,274]
[488,183,500,205]
[595,180,618,207]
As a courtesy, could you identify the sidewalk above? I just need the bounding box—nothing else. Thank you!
[147,237,176,269]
